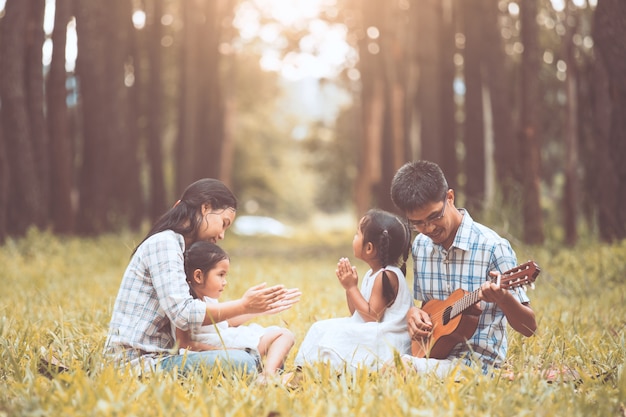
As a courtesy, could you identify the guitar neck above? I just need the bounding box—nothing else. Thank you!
[450,289,482,319]
[449,261,539,319]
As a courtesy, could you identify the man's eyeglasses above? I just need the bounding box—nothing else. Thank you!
[408,196,447,231]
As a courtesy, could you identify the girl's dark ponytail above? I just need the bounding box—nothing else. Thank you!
[379,229,396,306]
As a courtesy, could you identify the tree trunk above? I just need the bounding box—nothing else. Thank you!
[584,41,612,240]
[0,114,7,243]
[75,2,113,233]
[26,0,50,227]
[378,2,408,212]
[439,0,459,190]
[146,0,167,221]
[220,7,239,190]
[462,0,486,213]
[518,0,545,244]
[563,2,579,246]
[193,0,224,181]
[414,0,443,165]
[0,0,46,235]
[593,0,626,241]
[47,0,74,234]
[126,3,146,229]
[106,0,141,227]
[350,1,414,214]
[355,76,384,216]
[176,0,202,193]
[75,0,139,233]
[483,0,518,200]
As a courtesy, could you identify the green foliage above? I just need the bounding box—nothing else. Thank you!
[1,229,625,416]
[229,54,320,221]
[302,106,359,213]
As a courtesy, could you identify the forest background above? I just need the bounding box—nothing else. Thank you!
[1,1,626,415]
[1,0,625,245]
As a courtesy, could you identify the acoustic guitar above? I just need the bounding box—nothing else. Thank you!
[410,261,540,359]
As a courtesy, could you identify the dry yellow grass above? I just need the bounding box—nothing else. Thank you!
[1,228,624,416]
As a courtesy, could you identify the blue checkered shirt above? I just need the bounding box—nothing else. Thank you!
[105,230,207,363]
[411,209,529,369]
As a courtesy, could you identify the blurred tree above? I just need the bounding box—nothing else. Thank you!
[0,116,5,243]
[176,0,235,194]
[47,0,74,234]
[304,111,358,214]
[462,0,486,213]
[592,0,626,241]
[438,0,459,191]
[74,0,141,233]
[562,0,580,246]
[176,0,201,193]
[412,0,445,166]
[350,0,411,215]
[518,0,545,244]
[111,0,143,230]
[352,0,387,215]
[0,0,47,236]
[484,0,518,202]
[145,0,167,222]
[0,0,620,245]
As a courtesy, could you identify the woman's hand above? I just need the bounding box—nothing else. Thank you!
[336,257,358,290]
[259,287,301,315]
[241,283,300,314]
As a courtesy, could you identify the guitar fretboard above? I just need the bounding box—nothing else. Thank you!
[450,289,481,320]
[447,262,539,321]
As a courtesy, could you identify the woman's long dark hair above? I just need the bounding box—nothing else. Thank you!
[133,178,237,254]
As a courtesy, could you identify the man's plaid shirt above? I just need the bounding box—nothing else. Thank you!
[411,209,530,369]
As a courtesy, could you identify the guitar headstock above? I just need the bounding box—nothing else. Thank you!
[495,261,540,290]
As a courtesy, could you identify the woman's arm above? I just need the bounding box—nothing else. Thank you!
[147,233,299,328]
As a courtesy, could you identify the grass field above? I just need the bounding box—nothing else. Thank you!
[1,228,625,416]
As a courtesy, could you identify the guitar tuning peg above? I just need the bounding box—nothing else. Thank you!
[530,283,535,290]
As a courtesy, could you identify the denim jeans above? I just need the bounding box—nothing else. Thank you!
[158,349,259,376]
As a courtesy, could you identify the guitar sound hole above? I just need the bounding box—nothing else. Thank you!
[442,306,452,325]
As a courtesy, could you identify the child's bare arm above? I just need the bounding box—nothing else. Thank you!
[338,258,397,322]
[227,313,256,327]
[367,270,398,320]
[336,257,358,314]
[175,327,223,352]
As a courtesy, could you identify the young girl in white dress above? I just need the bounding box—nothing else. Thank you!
[294,209,413,372]
[176,241,298,382]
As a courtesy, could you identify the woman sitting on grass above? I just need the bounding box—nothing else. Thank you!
[176,241,297,383]
[104,178,299,376]
[294,209,413,372]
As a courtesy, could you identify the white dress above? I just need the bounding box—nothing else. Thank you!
[184,296,280,356]
[294,266,412,371]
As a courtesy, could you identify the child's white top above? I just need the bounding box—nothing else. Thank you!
[294,265,412,371]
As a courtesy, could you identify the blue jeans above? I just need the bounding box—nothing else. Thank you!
[158,349,259,376]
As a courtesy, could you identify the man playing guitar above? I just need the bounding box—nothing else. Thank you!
[390,160,537,376]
